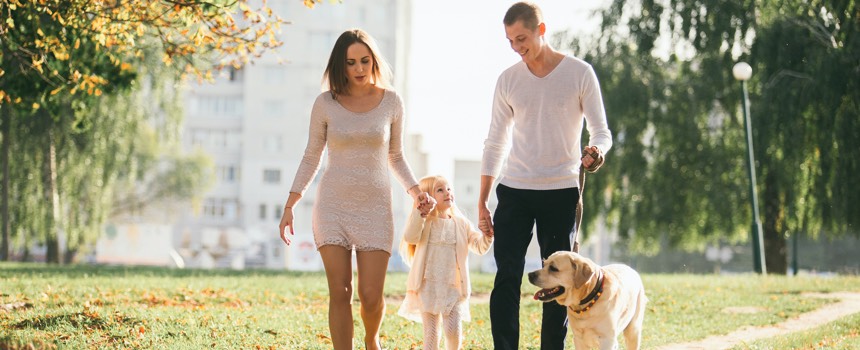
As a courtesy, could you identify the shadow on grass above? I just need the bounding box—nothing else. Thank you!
[12,311,137,330]
[0,263,320,279]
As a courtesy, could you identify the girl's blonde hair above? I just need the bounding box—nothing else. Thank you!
[401,175,464,266]
[417,175,464,220]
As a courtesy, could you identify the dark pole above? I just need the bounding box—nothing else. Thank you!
[740,78,767,275]
[792,231,799,275]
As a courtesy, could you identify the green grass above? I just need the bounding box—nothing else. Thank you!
[1,263,859,349]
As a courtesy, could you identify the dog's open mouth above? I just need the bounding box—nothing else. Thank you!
[534,286,565,301]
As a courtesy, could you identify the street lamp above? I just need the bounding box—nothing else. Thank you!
[733,61,767,275]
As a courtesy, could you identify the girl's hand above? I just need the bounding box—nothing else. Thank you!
[478,203,494,237]
[417,192,436,217]
[279,206,294,245]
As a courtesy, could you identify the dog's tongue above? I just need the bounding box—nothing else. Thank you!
[534,286,565,301]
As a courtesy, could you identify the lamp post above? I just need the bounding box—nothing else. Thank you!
[733,61,767,275]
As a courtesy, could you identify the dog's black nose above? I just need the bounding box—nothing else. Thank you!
[527,271,537,283]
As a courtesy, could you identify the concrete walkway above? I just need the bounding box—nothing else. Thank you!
[658,292,860,350]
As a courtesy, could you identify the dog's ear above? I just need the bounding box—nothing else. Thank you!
[572,256,594,289]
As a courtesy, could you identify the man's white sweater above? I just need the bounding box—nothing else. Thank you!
[481,55,613,190]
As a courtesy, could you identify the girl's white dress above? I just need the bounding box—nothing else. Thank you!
[399,218,467,319]
[397,209,494,323]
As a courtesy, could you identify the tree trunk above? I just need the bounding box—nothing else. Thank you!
[763,170,787,274]
[1,105,10,261]
[42,123,61,264]
[64,247,76,264]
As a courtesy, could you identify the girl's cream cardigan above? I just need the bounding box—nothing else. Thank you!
[399,208,494,300]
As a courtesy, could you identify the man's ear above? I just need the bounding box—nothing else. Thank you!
[538,22,546,36]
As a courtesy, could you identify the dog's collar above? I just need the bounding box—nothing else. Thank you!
[569,268,604,315]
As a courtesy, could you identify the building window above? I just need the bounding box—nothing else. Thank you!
[216,165,238,183]
[227,166,237,182]
[196,96,243,116]
[309,31,336,60]
[264,100,286,116]
[225,131,241,150]
[190,129,207,147]
[263,66,287,84]
[274,205,282,220]
[211,130,226,148]
[202,198,239,220]
[263,169,281,184]
[264,135,283,153]
[224,201,237,219]
[189,129,241,150]
[259,203,267,220]
[229,67,244,82]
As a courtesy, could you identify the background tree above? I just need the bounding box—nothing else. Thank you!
[750,2,860,273]
[1,0,287,103]
[566,0,859,273]
[0,0,316,262]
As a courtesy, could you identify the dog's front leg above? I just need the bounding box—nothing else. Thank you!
[572,336,589,350]
[597,336,619,350]
[571,327,594,350]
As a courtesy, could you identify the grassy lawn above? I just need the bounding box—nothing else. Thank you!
[1,263,859,349]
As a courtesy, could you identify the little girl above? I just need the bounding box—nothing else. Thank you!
[398,175,494,350]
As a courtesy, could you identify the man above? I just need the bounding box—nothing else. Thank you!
[477,2,613,349]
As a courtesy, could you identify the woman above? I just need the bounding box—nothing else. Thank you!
[279,29,432,350]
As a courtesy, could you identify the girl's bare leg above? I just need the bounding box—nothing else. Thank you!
[355,250,390,350]
[319,245,355,350]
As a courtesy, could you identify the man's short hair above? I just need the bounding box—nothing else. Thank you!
[503,2,543,30]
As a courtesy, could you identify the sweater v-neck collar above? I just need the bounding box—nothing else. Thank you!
[524,55,566,79]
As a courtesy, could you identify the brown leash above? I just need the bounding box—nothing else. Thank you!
[573,148,602,253]
[572,164,586,253]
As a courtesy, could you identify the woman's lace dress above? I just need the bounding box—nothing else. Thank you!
[290,90,418,254]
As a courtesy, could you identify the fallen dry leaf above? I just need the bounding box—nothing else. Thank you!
[0,301,33,312]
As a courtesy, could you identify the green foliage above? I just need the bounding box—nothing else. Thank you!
[565,34,751,254]
[751,3,860,238]
[0,0,286,104]
[567,0,860,271]
[1,0,294,264]
[3,51,213,261]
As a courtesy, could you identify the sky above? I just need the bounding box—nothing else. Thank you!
[406,0,608,179]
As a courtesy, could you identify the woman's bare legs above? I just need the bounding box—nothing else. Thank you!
[319,245,355,350]
[355,250,390,350]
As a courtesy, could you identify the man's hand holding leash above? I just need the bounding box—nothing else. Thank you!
[581,145,604,173]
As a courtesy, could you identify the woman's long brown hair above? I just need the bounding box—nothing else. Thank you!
[323,29,392,99]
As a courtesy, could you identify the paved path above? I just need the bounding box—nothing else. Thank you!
[658,292,860,350]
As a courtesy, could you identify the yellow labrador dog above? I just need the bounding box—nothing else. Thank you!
[528,251,646,350]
